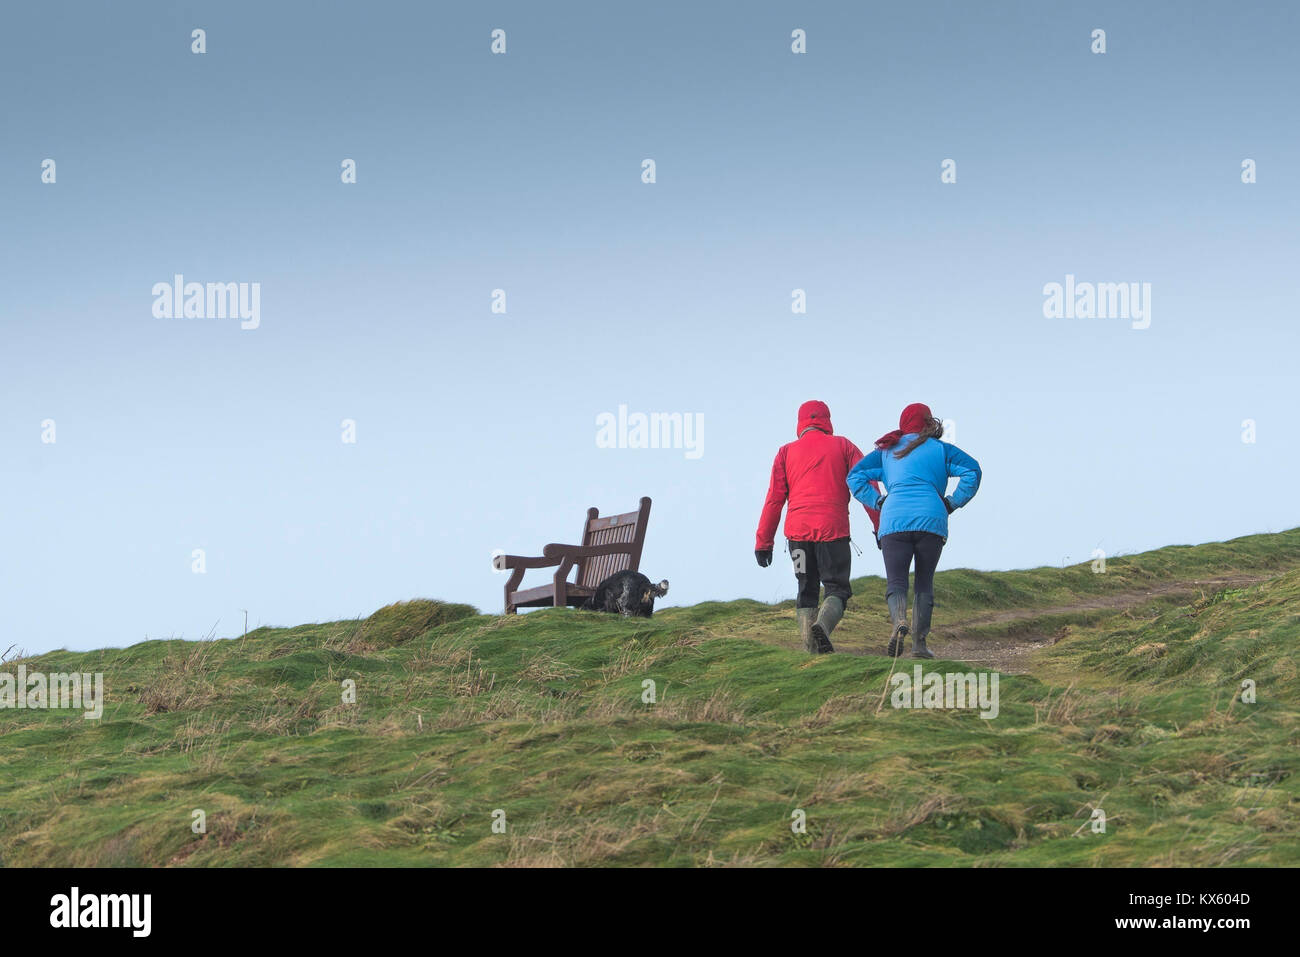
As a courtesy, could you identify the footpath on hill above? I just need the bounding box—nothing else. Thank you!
[806,563,1287,673]
[911,575,1269,673]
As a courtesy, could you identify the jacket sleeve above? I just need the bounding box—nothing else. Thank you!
[844,441,881,533]
[755,447,789,551]
[944,443,982,508]
[847,450,885,510]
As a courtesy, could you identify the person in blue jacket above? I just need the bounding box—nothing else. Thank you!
[847,403,981,658]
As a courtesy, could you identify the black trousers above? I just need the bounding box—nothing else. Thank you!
[880,531,945,598]
[786,537,852,609]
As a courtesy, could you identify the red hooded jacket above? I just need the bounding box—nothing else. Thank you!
[755,401,881,550]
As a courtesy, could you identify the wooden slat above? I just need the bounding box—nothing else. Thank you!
[579,525,636,586]
[587,510,640,531]
[512,583,594,607]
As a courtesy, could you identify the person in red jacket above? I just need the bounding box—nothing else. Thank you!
[755,400,881,654]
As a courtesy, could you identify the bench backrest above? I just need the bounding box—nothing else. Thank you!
[577,497,652,588]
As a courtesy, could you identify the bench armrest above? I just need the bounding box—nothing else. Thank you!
[494,552,563,572]
[542,542,636,560]
[545,541,639,586]
[495,552,568,611]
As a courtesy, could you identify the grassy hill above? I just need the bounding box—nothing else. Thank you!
[2,529,1298,867]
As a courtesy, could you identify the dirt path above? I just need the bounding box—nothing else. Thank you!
[835,575,1269,674]
[955,576,1267,628]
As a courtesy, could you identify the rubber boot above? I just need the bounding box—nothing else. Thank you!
[797,607,818,654]
[886,591,910,658]
[810,595,843,654]
[911,592,935,659]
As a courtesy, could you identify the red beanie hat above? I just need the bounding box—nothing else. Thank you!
[875,403,933,450]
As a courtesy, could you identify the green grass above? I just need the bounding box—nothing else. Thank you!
[2,529,1298,867]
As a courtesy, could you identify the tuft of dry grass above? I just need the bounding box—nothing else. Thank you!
[599,645,662,682]
[404,640,475,673]
[1034,682,1087,727]
[803,694,871,728]
[879,793,958,838]
[500,812,667,867]
[1130,642,1168,657]
[176,715,239,773]
[519,652,581,684]
[449,656,497,697]
[584,686,746,725]
[138,643,219,715]
[805,767,889,805]
[654,687,747,724]
[432,688,577,729]
[247,683,328,736]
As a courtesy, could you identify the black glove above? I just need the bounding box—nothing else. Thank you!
[755,549,773,567]
[875,494,887,512]
[943,497,955,514]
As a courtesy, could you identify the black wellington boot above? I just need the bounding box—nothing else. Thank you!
[911,592,936,659]
[798,607,818,654]
[811,596,843,654]
[886,591,910,658]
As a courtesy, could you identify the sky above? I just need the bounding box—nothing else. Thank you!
[3,1,1297,653]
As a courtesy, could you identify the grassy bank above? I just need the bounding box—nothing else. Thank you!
[2,529,1297,866]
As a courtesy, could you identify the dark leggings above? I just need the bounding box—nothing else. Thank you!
[880,531,945,598]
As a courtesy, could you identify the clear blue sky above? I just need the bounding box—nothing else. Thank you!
[3,1,1296,653]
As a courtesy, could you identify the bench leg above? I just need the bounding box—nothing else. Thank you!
[504,570,525,615]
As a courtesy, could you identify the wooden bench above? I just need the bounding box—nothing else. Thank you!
[495,497,652,614]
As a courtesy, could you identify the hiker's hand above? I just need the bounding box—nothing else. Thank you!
[755,549,773,568]
[943,497,955,514]
[876,494,887,512]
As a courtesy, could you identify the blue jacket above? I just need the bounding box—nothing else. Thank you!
[847,437,981,539]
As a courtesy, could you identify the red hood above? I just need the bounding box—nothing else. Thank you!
[797,400,833,437]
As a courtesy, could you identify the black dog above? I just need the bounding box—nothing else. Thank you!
[583,570,669,618]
